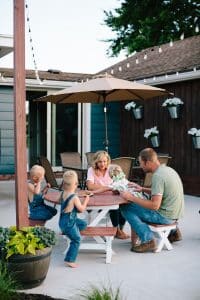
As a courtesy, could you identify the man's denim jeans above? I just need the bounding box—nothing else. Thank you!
[120,203,173,243]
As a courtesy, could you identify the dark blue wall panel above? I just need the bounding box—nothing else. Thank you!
[0,87,15,174]
[91,102,120,158]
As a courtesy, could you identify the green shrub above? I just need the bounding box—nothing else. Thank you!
[79,284,122,300]
[0,261,20,300]
[0,226,56,259]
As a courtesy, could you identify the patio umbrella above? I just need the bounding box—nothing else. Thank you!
[36,75,171,151]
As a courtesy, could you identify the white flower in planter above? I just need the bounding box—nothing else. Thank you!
[144,126,159,139]
[188,128,200,136]
[124,101,142,111]
[162,97,184,107]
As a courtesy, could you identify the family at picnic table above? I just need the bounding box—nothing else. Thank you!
[28,148,184,268]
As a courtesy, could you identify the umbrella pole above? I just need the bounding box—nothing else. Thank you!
[103,99,109,152]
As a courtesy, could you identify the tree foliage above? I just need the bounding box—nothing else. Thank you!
[103,0,200,56]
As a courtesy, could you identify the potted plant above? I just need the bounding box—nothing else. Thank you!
[188,128,200,149]
[162,97,184,119]
[0,226,56,289]
[125,101,143,119]
[144,126,160,147]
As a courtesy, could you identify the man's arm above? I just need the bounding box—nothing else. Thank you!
[121,191,162,210]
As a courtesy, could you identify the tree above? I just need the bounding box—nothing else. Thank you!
[103,0,200,57]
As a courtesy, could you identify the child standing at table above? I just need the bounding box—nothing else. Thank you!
[28,165,57,221]
[59,170,90,268]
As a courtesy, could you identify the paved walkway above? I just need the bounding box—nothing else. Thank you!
[0,180,200,300]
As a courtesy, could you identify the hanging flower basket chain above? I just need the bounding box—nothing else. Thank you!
[124,101,143,119]
[162,97,184,119]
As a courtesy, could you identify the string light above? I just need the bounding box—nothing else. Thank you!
[180,33,184,40]
[158,46,162,53]
[136,58,139,64]
[25,1,42,84]
[144,53,147,60]
[169,40,173,47]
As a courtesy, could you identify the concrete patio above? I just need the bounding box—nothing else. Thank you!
[0,180,200,300]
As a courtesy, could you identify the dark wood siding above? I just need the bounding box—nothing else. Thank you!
[120,79,200,195]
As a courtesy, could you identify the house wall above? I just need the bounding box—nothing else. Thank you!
[91,102,120,158]
[0,87,15,174]
[120,79,200,196]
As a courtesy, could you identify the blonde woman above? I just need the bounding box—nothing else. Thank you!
[86,150,129,239]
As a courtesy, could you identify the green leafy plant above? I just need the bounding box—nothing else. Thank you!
[0,261,20,300]
[79,283,122,300]
[0,226,56,259]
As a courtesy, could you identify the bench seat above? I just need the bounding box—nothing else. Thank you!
[148,222,177,252]
[29,219,46,226]
[80,226,117,237]
[80,226,117,263]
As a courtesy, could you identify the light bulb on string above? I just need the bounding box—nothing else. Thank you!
[158,46,162,53]
[180,33,184,40]
[144,53,147,60]
[25,1,41,82]
[169,40,173,47]
[136,58,139,64]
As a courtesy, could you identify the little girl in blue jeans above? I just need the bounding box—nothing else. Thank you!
[28,165,57,221]
[59,170,90,268]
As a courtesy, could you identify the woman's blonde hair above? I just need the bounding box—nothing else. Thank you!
[91,150,111,170]
[63,170,78,186]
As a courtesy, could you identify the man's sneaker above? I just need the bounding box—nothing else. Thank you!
[131,239,157,253]
[168,227,182,243]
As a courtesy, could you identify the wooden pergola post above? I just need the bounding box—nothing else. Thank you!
[14,0,29,228]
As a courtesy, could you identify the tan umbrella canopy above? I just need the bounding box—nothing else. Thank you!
[36,75,171,151]
[37,75,170,104]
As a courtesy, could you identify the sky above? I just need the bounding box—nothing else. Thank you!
[0,0,126,74]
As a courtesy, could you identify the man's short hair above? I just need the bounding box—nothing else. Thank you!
[139,148,158,163]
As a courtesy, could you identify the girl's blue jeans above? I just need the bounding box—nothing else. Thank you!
[120,203,173,243]
[63,218,87,262]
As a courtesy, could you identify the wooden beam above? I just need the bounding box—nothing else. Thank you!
[14,0,28,228]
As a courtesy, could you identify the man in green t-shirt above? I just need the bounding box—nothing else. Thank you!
[121,148,184,253]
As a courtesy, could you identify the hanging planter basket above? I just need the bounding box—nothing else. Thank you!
[132,107,143,120]
[167,105,181,119]
[150,135,160,148]
[192,136,200,149]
